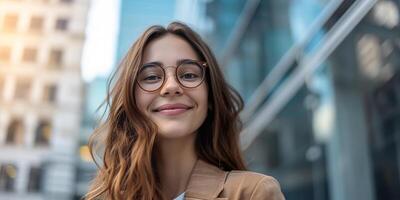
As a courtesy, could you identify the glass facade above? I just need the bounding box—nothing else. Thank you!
[205,0,400,200]
[115,0,176,63]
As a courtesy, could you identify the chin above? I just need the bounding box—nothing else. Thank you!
[157,126,197,139]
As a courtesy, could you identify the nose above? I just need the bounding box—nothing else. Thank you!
[159,71,183,97]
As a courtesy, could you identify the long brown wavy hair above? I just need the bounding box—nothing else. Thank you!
[85,21,246,200]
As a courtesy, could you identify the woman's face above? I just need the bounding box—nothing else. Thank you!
[134,34,208,139]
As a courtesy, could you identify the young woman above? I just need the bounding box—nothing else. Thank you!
[85,22,285,200]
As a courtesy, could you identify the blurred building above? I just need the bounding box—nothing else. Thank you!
[0,0,89,199]
[75,76,107,199]
[203,0,400,200]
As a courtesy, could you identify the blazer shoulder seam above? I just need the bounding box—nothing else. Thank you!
[249,176,269,199]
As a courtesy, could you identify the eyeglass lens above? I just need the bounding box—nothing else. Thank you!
[138,61,205,91]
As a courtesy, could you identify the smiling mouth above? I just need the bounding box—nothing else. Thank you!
[158,108,190,115]
[152,102,194,116]
[155,107,192,116]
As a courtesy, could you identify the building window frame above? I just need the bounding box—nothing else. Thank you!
[22,47,38,63]
[48,48,63,67]
[2,14,19,32]
[27,165,43,192]
[0,46,11,62]
[28,16,44,32]
[5,119,24,145]
[14,78,32,100]
[34,119,52,146]
[60,0,74,4]
[0,164,18,192]
[55,18,69,31]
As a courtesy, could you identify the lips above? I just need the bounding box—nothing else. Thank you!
[153,103,193,116]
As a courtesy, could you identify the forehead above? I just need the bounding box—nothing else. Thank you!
[142,34,200,64]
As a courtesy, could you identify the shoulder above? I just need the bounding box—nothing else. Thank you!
[185,160,284,200]
[223,170,285,200]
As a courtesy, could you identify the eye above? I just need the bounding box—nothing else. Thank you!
[180,73,199,80]
[143,75,162,82]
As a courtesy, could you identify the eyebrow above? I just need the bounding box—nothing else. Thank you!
[141,58,198,68]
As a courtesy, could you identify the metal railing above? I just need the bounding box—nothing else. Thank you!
[239,0,378,149]
[240,0,345,123]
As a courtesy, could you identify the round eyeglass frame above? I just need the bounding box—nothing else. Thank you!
[136,59,208,92]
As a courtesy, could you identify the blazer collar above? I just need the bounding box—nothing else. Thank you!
[184,159,228,199]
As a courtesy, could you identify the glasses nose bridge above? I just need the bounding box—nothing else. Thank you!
[162,65,181,86]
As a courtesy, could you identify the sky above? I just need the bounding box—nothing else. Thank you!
[81,0,120,82]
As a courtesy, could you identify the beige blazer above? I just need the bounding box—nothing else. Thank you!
[184,159,285,200]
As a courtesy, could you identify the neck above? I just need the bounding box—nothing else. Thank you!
[155,134,198,199]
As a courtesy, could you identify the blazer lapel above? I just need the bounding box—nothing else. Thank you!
[184,159,228,200]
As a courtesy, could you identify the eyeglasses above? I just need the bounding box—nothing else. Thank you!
[137,59,208,92]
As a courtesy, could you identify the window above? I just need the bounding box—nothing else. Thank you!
[35,120,51,146]
[6,119,24,145]
[0,46,11,62]
[2,14,18,31]
[43,84,57,102]
[29,16,44,32]
[0,164,17,192]
[48,49,63,66]
[27,166,43,192]
[55,18,69,31]
[14,79,31,100]
[60,0,73,3]
[22,47,37,62]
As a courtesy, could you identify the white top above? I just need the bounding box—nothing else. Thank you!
[174,192,185,200]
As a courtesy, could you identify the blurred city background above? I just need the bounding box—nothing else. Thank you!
[0,0,399,200]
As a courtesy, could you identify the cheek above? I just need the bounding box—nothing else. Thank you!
[196,85,209,114]
[134,87,152,113]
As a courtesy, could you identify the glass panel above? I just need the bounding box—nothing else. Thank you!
[6,119,24,145]
[204,0,248,56]
[27,166,43,192]
[60,0,73,3]
[14,79,31,100]
[48,49,63,66]
[0,46,11,62]
[55,18,69,31]
[43,84,57,103]
[215,0,333,100]
[2,14,18,31]
[220,0,400,200]
[0,164,18,192]
[29,16,44,32]
[35,120,52,146]
[22,47,38,62]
